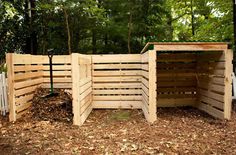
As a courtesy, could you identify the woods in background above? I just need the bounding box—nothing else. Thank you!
[0,0,234,58]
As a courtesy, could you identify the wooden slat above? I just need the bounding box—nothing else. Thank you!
[43,78,72,83]
[157,87,196,93]
[93,101,142,109]
[157,81,196,87]
[15,94,34,105]
[93,76,141,82]
[43,71,71,76]
[93,70,141,76]
[43,65,71,70]
[93,83,141,89]
[16,102,31,113]
[14,65,44,72]
[93,89,142,95]
[93,95,142,101]
[42,83,72,89]
[80,87,92,101]
[92,54,140,63]
[15,78,43,89]
[80,81,92,93]
[197,103,224,119]
[157,94,196,99]
[93,64,141,69]
[14,71,43,81]
[199,95,224,110]
[15,85,39,97]
[154,44,227,51]
[157,98,196,107]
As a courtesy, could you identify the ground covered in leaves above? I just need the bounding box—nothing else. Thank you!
[1,109,236,154]
[1,89,236,154]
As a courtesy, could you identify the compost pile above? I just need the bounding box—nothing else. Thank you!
[31,88,73,123]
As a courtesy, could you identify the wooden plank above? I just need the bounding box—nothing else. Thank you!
[93,70,141,76]
[93,101,142,109]
[148,50,157,122]
[142,64,149,71]
[92,54,140,63]
[93,83,141,89]
[93,95,142,101]
[43,78,72,83]
[15,78,43,89]
[154,44,228,51]
[80,98,92,116]
[157,87,196,93]
[15,94,34,105]
[141,51,149,63]
[15,85,38,97]
[197,102,224,119]
[71,53,81,125]
[157,98,196,107]
[93,76,141,82]
[14,71,43,81]
[141,78,149,88]
[6,53,16,121]
[142,70,149,79]
[80,87,92,101]
[80,77,92,86]
[198,81,224,94]
[93,64,141,69]
[80,103,92,125]
[43,65,71,70]
[80,93,92,108]
[42,83,72,89]
[199,95,224,110]
[157,94,197,99]
[224,49,233,119]
[80,81,92,93]
[157,81,196,87]
[43,71,71,76]
[198,88,224,102]
[14,65,44,72]
[93,89,142,95]
[16,102,31,113]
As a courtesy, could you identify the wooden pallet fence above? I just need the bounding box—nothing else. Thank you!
[6,53,44,121]
[72,53,93,126]
[156,52,197,107]
[153,42,232,120]
[0,72,8,116]
[92,54,143,109]
[42,55,72,89]
[141,50,157,122]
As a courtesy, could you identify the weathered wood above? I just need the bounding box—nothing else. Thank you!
[93,101,142,109]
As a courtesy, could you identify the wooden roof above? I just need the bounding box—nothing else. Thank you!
[140,42,229,53]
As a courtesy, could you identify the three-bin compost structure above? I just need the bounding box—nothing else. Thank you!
[6,42,233,126]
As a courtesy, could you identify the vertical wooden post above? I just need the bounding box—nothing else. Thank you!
[71,53,81,125]
[148,50,157,122]
[6,53,16,122]
[224,49,233,119]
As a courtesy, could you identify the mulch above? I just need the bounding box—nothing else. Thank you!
[30,88,73,123]
[1,88,236,154]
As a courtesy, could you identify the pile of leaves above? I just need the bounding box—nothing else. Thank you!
[30,88,73,123]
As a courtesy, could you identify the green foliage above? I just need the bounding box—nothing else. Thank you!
[0,0,234,56]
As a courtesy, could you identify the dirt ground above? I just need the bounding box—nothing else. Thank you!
[1,88,236,155]
[0,107,236,155]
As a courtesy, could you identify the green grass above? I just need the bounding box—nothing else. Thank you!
[110,110,131,121]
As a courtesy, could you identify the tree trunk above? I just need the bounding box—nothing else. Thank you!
[92,30,97,54]
[191,0,195,36]
[63,8,71,55]
[128,13,132,54]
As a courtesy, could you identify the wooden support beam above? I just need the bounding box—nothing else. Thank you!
[6,53,16,122]
[148,50,157,123]
[224,49,233,119]
[71,53,81,125]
